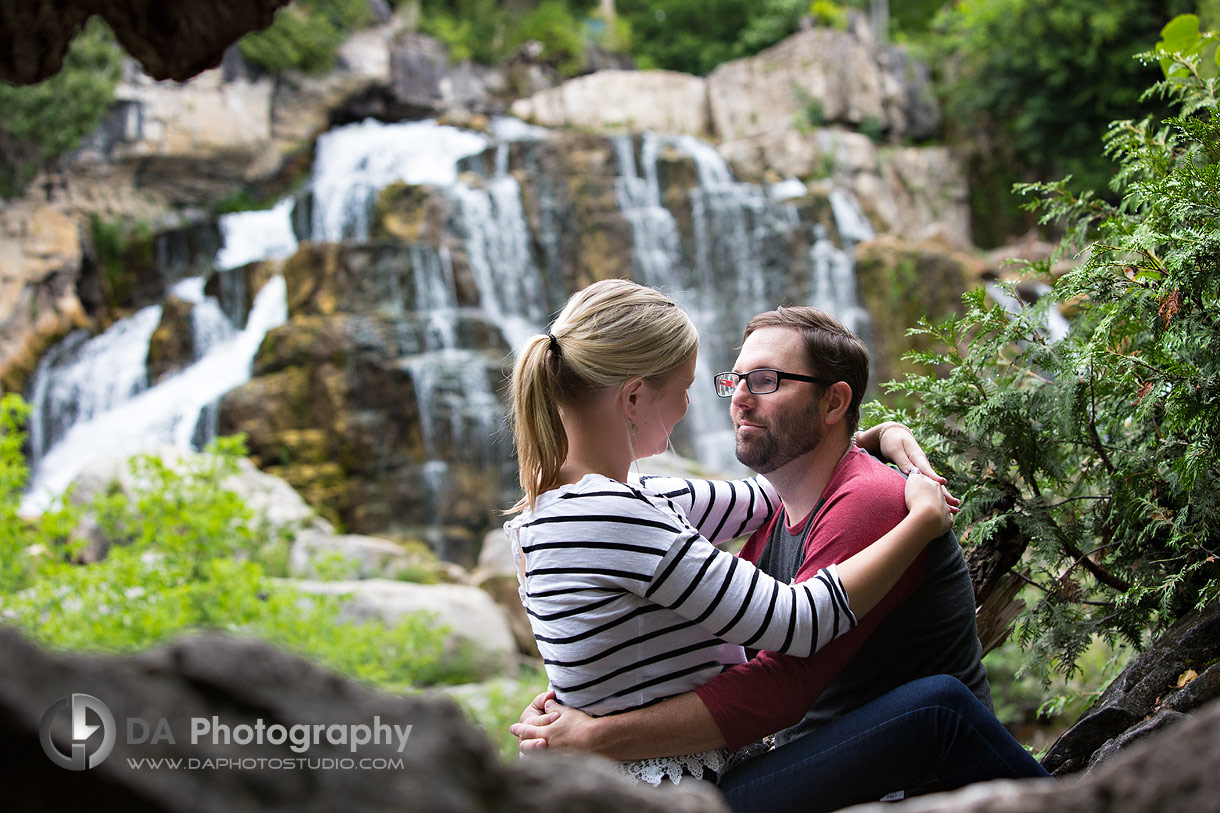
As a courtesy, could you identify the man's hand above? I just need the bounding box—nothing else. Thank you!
[511,699,599,754]
[519,688,557,724]
[514,689,558,754]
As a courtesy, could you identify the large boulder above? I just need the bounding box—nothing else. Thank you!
[290,529,467,583]
[0,627,724,811]
[510,69,710,136]
[291,579,519,677]
[706,21,939,144]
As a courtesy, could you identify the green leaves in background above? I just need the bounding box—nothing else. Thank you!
[1156,13,1220,80]
[0,17,122,195]
[239,0,373,74]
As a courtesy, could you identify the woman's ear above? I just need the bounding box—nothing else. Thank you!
[619,377,646,420]
[822,381,853,426]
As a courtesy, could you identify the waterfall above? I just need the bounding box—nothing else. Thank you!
[24,116,880,547]
[169,277,236,357]
[310,119,490,243]
[452,177,549,349]
[21,206,292,512]
[26,305,163,466]
[215,197,298,270]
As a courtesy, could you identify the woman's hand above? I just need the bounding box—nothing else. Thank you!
[859,422,960,514]
[904,469,953,538]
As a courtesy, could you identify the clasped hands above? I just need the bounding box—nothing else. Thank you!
[511,688,592,754]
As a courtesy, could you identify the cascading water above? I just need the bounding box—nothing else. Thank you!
[215,197,298,271]
[311,119,490,243]
[303,118,560,552]
[612,132,874,471]
[25,115,880,556]
[21,207,291,513]
[26,304,164,467]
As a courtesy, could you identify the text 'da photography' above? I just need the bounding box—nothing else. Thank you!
[38,692,412,773]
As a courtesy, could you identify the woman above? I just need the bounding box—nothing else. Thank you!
[503,278,954,784]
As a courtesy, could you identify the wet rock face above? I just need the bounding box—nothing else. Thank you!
[217,241,516,564]
[0,0,289,85]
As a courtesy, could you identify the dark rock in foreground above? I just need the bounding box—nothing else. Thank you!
[0,628,723,812]
[1042,599,1220,777]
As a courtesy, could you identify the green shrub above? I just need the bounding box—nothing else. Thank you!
[809,1,849,30]
[930,0,1193,246]
[0,395,38,593]
[0,404,480,690]
[507,1,588,77]
[877,15,1220,684]
[0,18,122,196]
[239,0,373,75]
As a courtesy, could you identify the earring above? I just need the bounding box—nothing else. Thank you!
[629,421,637,436]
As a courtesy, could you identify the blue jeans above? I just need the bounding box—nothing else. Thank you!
[717,675,1051,813]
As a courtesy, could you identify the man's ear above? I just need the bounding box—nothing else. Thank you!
[822,381,853,426]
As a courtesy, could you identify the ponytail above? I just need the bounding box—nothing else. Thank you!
[509,333,568,512]
[508,278,698,512]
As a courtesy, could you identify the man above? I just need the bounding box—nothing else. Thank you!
[513,306,1025,807]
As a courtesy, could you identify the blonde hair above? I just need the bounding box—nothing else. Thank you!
[509,279,698,511]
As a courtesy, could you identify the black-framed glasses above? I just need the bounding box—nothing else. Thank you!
[714,369,831,397]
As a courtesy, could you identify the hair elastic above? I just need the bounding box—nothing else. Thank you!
[546,331,561,355]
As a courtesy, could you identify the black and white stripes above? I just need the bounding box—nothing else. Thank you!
[506,473,856,715]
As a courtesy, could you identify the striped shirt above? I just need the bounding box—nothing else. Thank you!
[505,472,857,717]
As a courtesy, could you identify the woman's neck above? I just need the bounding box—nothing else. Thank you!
[558,400,633,485]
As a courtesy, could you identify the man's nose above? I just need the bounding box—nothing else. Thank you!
[730,378,754,410]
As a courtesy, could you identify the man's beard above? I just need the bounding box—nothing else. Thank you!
[734,403,824,474]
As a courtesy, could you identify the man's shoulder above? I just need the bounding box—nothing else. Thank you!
[823,448,906,507]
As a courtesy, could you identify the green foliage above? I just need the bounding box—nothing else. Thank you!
[931,0,1194,246]
[89,215,156,310]
[0,395,80,593]
[0,18,122,196]
[809,1,850,31]
[0,405,480,689]
[858,114,884,142]
[0,395,37,593]
[506,1,589,77]
[888,0,950,39]
[878,16,1220,684]
[984,627,1132,752]
[418,0,599,75]
[618,0,803,75]
[239,0,373,75]
[445,667,549,761]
